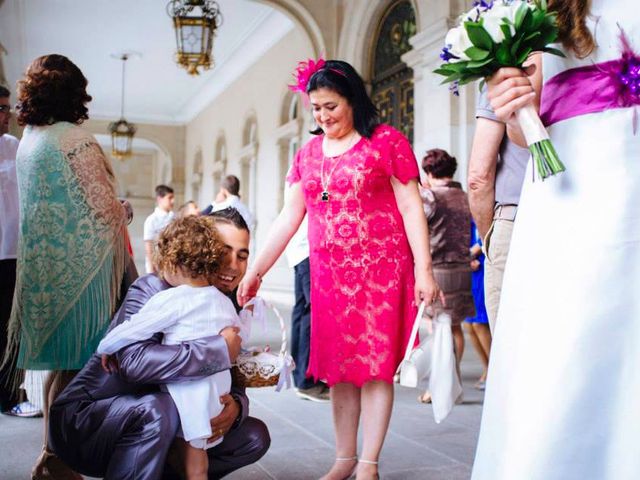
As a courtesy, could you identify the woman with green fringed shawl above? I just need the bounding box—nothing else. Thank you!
[5,54,129,479]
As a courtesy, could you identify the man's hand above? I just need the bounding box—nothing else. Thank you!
[101,354,119,374]
[219,326,241,362]
[208,394,240,442]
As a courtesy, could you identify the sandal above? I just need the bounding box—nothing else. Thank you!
[357,459,380,480]
[320,456,357,480]
[417,391,432,404]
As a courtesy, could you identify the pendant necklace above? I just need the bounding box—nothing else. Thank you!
[320,131,358,202]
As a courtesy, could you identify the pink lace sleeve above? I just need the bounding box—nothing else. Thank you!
[286,148,303,185]
[60,128,126,231]
[386,127,419,184]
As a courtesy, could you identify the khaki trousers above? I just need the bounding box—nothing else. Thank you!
[483,218,514,333]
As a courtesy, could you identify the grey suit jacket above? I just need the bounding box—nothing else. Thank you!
[53,273,248,426]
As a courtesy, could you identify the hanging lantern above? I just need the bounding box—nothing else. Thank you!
[167,0,222,76]
[109,119,136,160]
[109,54,137,159]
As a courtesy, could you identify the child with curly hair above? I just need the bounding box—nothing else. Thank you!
[97,215,252,480]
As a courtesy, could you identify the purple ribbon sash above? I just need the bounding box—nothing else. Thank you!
[540,31,640,129]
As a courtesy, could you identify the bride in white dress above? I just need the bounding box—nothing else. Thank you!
[472,1,640,478]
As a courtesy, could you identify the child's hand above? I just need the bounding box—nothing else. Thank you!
[101,354,119,374]
[220,326,242,362]
[471,259,481,272]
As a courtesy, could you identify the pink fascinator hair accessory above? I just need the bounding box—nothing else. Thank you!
[288,57,326,94]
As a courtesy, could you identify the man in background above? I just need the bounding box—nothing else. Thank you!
[285,215,329,402]
[202,175,255,232]
[143,184,175,273]
[467,86,530,333]
[0,85,41,417]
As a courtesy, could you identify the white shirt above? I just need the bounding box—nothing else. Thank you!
[285,215,309,268]
[0,134,19,260]
[211,195,255,232]
[97,284,252,449]
[282,179,309,267]
[143,207,175,273]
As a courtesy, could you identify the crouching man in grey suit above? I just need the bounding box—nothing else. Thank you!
[49,208,269,479]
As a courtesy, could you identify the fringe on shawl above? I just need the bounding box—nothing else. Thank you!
[1,230,127,390]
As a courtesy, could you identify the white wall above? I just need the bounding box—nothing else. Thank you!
[184,26,315,305]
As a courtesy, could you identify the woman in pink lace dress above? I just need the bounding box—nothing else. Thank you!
[238,59,441,480]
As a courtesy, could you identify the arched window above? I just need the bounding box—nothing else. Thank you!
[370,0,416,143]
[286,94,301,172]
[239,116,258,215]
[213,134,227,197]
[191,150,203,206]
[276,92,303,209]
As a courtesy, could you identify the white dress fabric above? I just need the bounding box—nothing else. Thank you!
[472,2,640,479]
[97,284,251,449]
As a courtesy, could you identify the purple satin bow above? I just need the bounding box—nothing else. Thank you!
[540,29,640,132]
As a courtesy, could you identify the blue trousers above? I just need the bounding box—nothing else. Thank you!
[291,258,319,389]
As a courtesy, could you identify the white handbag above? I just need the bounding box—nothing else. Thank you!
[429,311,463,423]
[397,302,431,388]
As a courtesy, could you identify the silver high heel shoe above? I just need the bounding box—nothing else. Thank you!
[320,456,358,480]
[356,459,380,480]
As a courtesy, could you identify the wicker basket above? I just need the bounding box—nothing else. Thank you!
[231,351,283,387]
[231,300,293,388]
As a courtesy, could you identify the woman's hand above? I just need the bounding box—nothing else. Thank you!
[236,270,261,307]
[487,66,536,124]
[415,269,445,308]
[208,394,240,442]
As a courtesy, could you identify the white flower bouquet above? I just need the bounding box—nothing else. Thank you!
[435,0,565,180]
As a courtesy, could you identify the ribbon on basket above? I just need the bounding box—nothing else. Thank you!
[261,300,294,392]
[232,298,295,390]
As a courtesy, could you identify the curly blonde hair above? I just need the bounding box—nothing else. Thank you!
[548,0,595,59]
[153,216,228,281]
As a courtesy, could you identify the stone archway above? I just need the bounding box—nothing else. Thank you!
[253,0,326,56]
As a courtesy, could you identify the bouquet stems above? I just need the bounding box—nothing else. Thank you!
[515,104,565,180]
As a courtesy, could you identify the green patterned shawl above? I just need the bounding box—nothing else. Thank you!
[7,122,127,370]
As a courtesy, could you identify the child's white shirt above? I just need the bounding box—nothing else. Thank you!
[97,284,251,449]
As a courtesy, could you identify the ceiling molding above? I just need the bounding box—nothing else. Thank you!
[0,0,292,125]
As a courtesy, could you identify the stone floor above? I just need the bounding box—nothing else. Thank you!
[0,305,485,480]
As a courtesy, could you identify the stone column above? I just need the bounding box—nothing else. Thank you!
[402,15,477,185]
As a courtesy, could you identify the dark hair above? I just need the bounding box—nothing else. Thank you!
[155,184,174,197]
[208,207,249,233]
[422,149,457,179]
[16,54,92,126]
[222,175,240,196]
[307,60,379,138]
[0,85,9,98]
[548,0,595,59]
